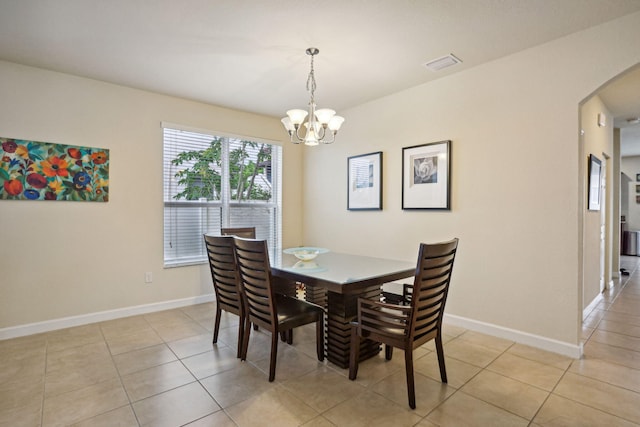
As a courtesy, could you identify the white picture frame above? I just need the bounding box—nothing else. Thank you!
[347,151,382,210]
[402,140,451,210]
[588,154,601,211]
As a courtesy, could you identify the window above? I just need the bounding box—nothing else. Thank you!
[163,124,282,267]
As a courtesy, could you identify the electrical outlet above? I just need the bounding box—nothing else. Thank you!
[145,272,153,283]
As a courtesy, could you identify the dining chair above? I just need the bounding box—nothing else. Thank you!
[203,234,245,358]
[221,227,260,330]
[221,227,256,239]
[348,238,459,409]
[233,237,325,381]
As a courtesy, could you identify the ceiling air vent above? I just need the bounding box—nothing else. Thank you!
[424,54,462,72]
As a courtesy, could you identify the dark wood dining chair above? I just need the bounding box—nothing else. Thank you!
[203,234,245,358]
[221,228,261,329]
[233,237,325,381]
[221,227,256,239]
[348,238,459,409]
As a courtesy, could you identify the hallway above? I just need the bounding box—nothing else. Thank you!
[572,254,640,424]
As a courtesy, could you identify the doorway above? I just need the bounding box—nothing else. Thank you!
[580,64,640,330]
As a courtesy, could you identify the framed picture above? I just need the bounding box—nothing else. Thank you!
[347,151,382,210]
[636,185,640,194]
[636,173,640,182]
[587,154,602,211]
[402,140,451,210]
[0,137,109,202]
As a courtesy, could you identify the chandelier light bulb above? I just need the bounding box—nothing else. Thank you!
[286,109,308,126]
[328,115,345,132]
[314,108,336,125]
[280,117,295,132]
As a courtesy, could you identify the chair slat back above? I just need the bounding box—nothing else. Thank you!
[204,235,243,314]
[409,238,458,346]
[221,227,256,239]
[358,303,412,340]
[233,237,276,329]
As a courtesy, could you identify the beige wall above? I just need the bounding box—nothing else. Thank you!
[301,12,640,350]
[0,61,302,329]
[612,129,621,282]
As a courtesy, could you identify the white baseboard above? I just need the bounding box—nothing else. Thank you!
[583,293,604,320]
[444,313,583,359]
[0,293,215,341]
[1,294,583,360]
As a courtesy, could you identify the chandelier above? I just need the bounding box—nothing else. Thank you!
[281,48,344,145]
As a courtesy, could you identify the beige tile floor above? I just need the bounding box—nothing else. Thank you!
[3,256,640,426]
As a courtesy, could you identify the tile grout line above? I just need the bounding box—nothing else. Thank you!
[99,322,143,427]
[39,337,48,427]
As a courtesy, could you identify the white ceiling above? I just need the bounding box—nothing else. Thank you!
[1,0,640,138]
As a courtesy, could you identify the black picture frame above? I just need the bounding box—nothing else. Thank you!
[587,154,602,211]
[402,140,451,210]
[347,151,382,210]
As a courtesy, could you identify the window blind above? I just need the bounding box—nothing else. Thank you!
[163,125,282,267]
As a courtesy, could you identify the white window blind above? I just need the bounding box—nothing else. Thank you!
[163,125,282,267]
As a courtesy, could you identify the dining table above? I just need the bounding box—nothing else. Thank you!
[270,249,415,369]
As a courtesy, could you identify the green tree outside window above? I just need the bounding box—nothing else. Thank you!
[171,137,271,201]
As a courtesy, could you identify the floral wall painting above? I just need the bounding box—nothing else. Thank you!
[402,140,451,210]
[0,137,109,202]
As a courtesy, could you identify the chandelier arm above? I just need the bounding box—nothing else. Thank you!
[321,130,336,144]
[293,125,305,143]
[317,125,326,141]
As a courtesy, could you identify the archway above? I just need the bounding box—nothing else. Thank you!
[579,64,640,345]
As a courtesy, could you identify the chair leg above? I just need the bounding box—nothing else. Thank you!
[279,330,293,344]
[385,344,393,360]
[348,324,360,380]
[404,348,416,409]
[240,316,252,361]
[235,315,244,359]
[316,315,324,361]
[435,333,448,383]
[269,331,279,382]
[212,307,222,344]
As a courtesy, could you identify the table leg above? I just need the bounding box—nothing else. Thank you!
[300,281,383,368]
[324,285,382,369]
[304,283,327,306]
[272,277,297,298]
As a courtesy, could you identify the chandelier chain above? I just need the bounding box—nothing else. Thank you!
[306,53,316,103]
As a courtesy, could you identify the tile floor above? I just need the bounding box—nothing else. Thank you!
[3,256,640,426]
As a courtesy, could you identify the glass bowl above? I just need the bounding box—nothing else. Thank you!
[283,247,329,261]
